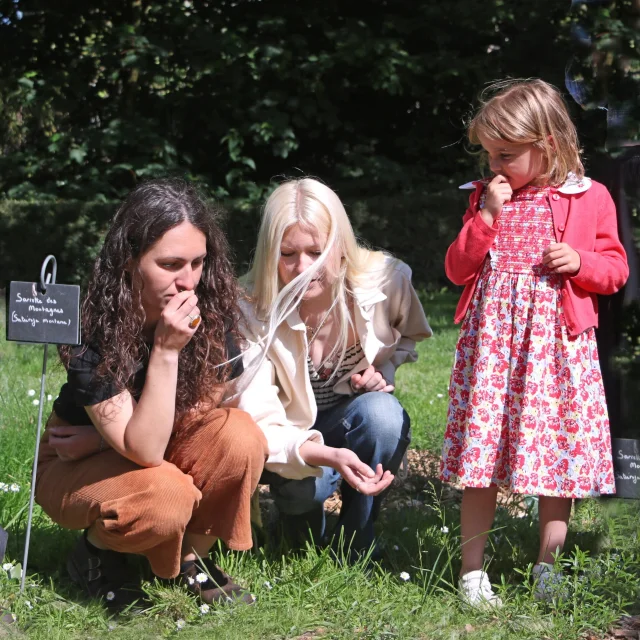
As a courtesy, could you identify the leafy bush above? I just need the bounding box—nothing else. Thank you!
[0,200,115,286]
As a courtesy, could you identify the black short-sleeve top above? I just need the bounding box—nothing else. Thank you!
[53,333,243,426]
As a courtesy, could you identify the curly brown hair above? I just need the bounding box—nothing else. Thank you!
[60,178,241,417]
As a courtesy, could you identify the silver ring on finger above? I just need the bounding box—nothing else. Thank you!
[187,313,201,329]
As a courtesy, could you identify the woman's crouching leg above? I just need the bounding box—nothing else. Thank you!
[36,451,201,579]
[166,408,268,550]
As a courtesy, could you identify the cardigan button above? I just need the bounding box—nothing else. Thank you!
[558,225,565,232]
[552,193,560,200]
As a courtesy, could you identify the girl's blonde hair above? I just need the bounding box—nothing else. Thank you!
[468,78,584,185]
[243,177,391,377]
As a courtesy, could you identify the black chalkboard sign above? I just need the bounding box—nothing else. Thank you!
[612,438,640,499]
[6,281,80,345]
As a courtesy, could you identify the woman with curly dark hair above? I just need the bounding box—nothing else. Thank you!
[35,179,267,607]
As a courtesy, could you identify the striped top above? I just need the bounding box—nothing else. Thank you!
[307,342,364,410]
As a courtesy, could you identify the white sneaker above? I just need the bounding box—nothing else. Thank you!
[532,563,564,601]
[459,570,503,608]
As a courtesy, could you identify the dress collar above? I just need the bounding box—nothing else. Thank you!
[458,172,592,194]
[555,173,592,194]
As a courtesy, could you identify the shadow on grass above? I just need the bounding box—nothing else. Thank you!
[3,462,637,631]
[254,454,628,600]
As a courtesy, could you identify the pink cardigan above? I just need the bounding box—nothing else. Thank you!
[445,177,629,336]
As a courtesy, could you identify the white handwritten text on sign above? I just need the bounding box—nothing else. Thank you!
[613,438,640,499]
[6,281,81,345]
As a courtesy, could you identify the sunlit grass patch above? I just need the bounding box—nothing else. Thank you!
[0,291,638,639]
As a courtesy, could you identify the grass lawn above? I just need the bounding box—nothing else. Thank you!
[0,290,639,639]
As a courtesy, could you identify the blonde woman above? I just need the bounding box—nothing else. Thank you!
[224,178,432,559]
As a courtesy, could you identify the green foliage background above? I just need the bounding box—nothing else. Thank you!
[0,0,637,290]
[0,0,579,203]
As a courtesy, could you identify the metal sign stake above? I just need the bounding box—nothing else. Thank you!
[20,255,57,593]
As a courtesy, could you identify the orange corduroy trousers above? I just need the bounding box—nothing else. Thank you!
[36,408,267,578]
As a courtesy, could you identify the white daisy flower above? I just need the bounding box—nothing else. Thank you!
[47,394,53,401]
[437,393,444,398]
[0,483,7,492]
[108,622,117,631]
[263,580,272,590]
[106,591,115,601]
[175,619,186,630]
[441,526,449,533]
[393,545,399,551]
[32,399,39,406]
[27,390,35,397]
[24,601,32,610]
[195,572,208,583]
[187,576,195,585]
[399,571,410,581]
[2,563,14,571]
[10,484,20,493]
[199,603,210,614]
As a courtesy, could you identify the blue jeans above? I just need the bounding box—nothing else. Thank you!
[262,392,411,554]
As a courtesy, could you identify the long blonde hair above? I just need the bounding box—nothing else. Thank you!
[243,177,391,377]
[468,78,584,186]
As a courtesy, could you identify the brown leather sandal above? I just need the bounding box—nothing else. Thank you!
[179,558,255,605]
[66,531,144,608]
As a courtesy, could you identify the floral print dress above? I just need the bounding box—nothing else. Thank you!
[440,185,615,497]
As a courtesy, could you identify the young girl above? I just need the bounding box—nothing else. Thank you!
[440,79,629,607]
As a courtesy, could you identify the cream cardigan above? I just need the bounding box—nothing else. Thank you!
[222,259,432,480]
